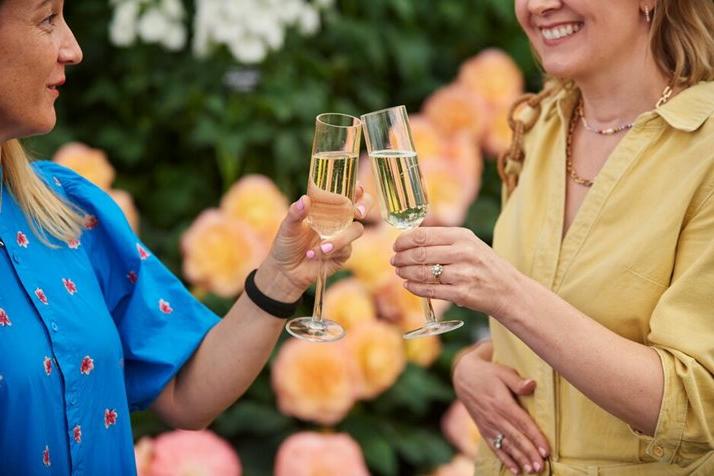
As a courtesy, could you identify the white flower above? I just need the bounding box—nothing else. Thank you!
[138,7,173,44]
[162,23,187,50]
[297,5,320,35]
[229,36,268,64]
[109,1,140,47]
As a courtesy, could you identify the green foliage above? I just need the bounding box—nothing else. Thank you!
[26,1,539,474]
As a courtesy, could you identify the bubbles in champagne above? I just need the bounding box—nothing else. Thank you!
[369,150,429,230]
[307,151,358,239]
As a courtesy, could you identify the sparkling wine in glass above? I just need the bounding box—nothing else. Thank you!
[285,113,361,343]
[361,105,464,339]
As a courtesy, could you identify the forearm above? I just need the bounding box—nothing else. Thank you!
[499,273,664,435]
[154,263,301,429]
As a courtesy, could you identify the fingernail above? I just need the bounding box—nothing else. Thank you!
[539,447,548,458]
[356,204,366,218]
[510,468,519,475]
[402,281,409,289]
[524,464,532,473]
[389,256,395,265]
[533,462,541,472]
[306,250,316,259]
[296,196,305,211]
[320,242,334,254]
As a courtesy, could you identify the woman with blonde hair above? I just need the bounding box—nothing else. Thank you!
[0,0,369,473]
[391,0,714,474]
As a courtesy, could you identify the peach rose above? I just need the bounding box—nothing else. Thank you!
[484,103,513,158]
[274,432,369,476]
[345,321,406,399]
[356,154,382,223]
[323,278,377,331]
[441,133,483,202]
[458,48,524,109]
[134,437,154,476]
[421,161,472,227]
[405,335,442,367]
[410,115,445,161]
[220,174,289,244]
[345,224,401,291]
[148,430,241,476]
[423,84,489,139]
[375,275,451,332]
[429,454,476,476]
[181,209,266,297]
[271,339,357,425]
[53,142,115,190]
[108,189,140,232]
[442,400,481,458]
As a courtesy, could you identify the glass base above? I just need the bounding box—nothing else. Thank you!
[403,320,464,340]
[285,317,345,343]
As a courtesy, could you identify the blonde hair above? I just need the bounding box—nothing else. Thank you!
[498,0,714,196]
[1,140,85,243]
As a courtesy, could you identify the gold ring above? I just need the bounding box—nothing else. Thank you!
[431,264,444,283]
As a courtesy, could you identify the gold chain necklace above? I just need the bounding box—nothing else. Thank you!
[566,85,674,187]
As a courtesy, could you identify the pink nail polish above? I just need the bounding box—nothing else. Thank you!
[356,205,366,217]
[296,196,305,210]
[539,447,548,458]
[320,243,334,254]
[306,250,316,259]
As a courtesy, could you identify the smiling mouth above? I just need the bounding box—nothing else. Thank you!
[540,22,583,41]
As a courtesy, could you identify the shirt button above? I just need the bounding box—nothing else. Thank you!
[0,239,4,247]
[653,445,665,458]
[50,321,59,332]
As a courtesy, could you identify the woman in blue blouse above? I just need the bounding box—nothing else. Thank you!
[0,0,368,474]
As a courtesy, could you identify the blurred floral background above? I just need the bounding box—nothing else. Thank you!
[27,0,542,474]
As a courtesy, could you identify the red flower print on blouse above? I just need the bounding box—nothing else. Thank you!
[80,356,94,375]
[67,239,81,249]
[127,270,138,284]
[104,409,118,429]
[73,425,82,444]
[43,357,52,376]
[0,309,11,327]
[84,215,98,230]
[16,231,29,248]
[43,446,51,467]
[63,278,78,295]
[35,288,48,305]
[159,299,173,315]
[137,243,150,260]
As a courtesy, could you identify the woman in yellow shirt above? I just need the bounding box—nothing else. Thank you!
[390,1,714,474]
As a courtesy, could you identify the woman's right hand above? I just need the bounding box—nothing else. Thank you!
[453,342,551,475]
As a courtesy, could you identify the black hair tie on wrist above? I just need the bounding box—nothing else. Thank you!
[244,269,301,319]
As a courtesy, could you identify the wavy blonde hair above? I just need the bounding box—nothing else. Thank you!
[498,0,714,195]
[1,140,85,243]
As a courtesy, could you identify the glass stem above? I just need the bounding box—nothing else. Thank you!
[422,297,438,324]
[312,256,327,323]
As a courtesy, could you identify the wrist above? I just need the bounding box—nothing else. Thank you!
[496,267,537,328]
[254,259,305,303]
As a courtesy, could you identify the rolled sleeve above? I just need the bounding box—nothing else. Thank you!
[631,188,714,462]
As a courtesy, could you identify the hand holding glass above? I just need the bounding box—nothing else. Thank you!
[361,106,463,339]
[285,113,361,343]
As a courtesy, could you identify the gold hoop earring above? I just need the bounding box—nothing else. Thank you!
[644,6,651,23]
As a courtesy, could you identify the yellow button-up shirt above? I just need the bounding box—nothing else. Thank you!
[475,81,714,475]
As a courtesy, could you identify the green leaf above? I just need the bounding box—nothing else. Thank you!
[213,400,293,436]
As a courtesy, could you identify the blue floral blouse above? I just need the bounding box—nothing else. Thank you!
[0,162,220,475]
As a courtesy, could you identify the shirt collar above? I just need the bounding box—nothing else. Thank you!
[656,81,714,132]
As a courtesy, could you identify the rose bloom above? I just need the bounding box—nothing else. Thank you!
[322,278,377,331]
[421,161,473,227]
[375,275,450,332]
[410,115,444,160]
[430,454,476,476]
[423,83,489,139]
[442,400,481,458]
[441,133,483,201]
[356,154,382,223]
[52,142,115,190]
[345,224,400,291]
[220,174,289,244]
[483,103,514,158]
[271,339,357,425]
[405,335,442,368]
[134,437,154,476]
[148,430,241,476]
[181,209,265,297]
[345,321,406,399]
[108,189,140,232]
[458,48,524,109]
[274,432,369,476]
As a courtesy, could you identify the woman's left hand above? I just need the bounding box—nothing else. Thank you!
[391,227,520,318]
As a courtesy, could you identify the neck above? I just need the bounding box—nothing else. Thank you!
[574,38,670,128]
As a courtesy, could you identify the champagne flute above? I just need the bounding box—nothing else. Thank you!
[286,113,361,343]
[361,105,464,339]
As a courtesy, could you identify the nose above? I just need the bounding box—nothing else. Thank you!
[528,0,562,16]
[58,19,83,66]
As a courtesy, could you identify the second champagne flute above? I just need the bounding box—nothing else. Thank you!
[361,105,464,339]
[285,113,361,343]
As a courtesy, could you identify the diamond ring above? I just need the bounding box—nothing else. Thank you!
[430,264,444,283]
[493,433,505,450]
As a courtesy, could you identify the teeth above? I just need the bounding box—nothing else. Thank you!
[541,23,581,41]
